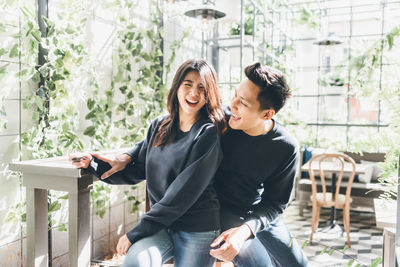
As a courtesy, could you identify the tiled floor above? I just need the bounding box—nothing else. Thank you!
[281,201,383,267]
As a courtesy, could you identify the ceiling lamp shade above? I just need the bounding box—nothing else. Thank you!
[184,4,226,20]
[184,4,226,32]
[314,32,343,46]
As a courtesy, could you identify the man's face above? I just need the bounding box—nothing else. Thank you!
[229,78,271,135]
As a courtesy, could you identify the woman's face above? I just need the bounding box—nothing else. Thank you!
[177,70,206,119]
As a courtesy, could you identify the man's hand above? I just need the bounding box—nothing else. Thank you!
[209,225,253,262]
[116,234,132,256]
[90,153,132,179]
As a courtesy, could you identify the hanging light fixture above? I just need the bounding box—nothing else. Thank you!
[314,8,343,46]
[184,1,226,32]
[313,32,342,46]
[313,8,343,74]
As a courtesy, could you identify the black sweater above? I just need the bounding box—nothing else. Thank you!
[215,112,299,234]
[88,116,223,244]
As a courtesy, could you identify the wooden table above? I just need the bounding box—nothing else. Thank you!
[300,161,366,226]
[9,156,93,267]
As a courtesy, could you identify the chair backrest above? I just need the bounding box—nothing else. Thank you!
[308,153,356,205]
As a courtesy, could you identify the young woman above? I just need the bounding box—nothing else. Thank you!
[71,59,226,267]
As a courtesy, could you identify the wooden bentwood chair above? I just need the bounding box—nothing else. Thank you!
[308,153,356,248]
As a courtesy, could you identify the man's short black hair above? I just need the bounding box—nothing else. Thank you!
[244,62,291,113]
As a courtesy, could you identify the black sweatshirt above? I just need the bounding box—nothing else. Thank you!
[215,111,299,235]
[88,116,223,244]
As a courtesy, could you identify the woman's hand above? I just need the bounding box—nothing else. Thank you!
[90,153,132,179]
[68,152,92,169]
[116,234,132,256]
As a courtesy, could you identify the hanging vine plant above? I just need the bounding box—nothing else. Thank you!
[85,0,188,216]
[4,0,189,232]
[19,4,87,159]
[85,0,188,149]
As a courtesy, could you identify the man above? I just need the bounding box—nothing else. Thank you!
[208,63,308,266]
[94,62,308,266]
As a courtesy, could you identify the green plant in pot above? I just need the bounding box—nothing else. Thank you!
[229,5,254,36]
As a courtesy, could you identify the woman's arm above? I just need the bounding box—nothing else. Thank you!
[86,119,159,184]
[126,125,223,244]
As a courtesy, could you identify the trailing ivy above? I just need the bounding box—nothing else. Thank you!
[347,26,400,201]
[85,0,187,216]
[86,0,188,148]
[2,0,186,235]
[20,3,87,159]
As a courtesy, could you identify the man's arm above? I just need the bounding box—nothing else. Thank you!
[210,147,299,262]
[244,149,299,234]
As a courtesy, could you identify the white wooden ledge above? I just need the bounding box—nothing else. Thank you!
[10,156,94,267]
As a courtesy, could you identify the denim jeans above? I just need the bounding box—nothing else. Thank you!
[122,228,220,267]
[220,209,308,267]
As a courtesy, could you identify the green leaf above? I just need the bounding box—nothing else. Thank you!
[328,248,335,256]
[83,126,96,137]
[0,48,7,57]
[9,44,19,58]
[62,122,69,132]
[5,212,17,223]
[146,30,153,40]
[31,29,42,43]
[85,110,96,120]
[58,194,69,200]
[87,99,95,110]
[15,69,28,78]
[288,237,293,248]
[96,210,106,219]
[142,53,152,61]
[52,73,65,81]
[119,85,128,94]
[38,65,50,77]
[127,91,134,99]
[132,49,139,56]
[48,82,56,91]
[387,34,394,50]
[369,257,382,267]
[320,246,327,255]
[301,241,308,249]
[55,223,67,232]
[54,48,65,57]
[0,23,5,33]
[346,259,354,267]
[48,201,61,214]
[341,246,348,253]
[0,64,9,80]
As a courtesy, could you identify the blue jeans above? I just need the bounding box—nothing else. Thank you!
[122,228,220,267]
[221,209,308,267]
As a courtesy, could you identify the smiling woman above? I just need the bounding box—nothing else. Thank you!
[70,59,227,267]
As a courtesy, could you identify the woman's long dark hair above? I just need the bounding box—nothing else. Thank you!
[153,59,226,147]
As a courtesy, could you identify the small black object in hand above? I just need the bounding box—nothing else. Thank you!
[71,157,83,162]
